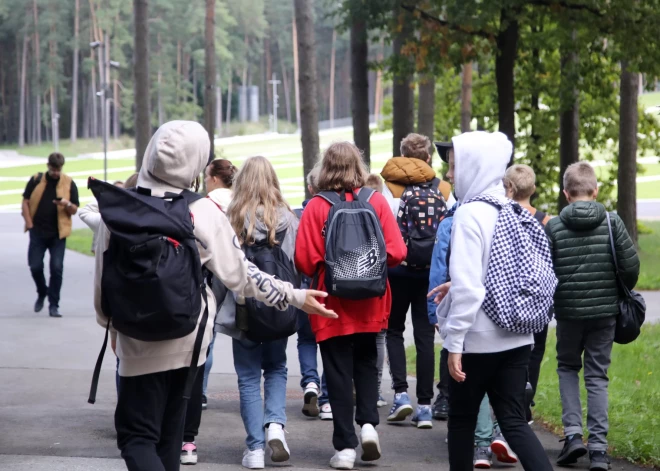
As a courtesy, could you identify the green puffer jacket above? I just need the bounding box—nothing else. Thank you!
[545,201,639,321]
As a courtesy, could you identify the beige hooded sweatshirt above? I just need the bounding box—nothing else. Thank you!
[94,120,306,377]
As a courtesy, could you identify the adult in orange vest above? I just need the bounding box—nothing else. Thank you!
[21,152,79,318]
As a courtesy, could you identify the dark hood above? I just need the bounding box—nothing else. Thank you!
[559,201,606,231]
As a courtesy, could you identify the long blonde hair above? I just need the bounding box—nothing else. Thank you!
[227,156,291,246]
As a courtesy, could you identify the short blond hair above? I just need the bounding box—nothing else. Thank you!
[365,174,383,193]
[306,163,321,195]
[317,142,368,191]
[503,164,536,200]
[563,162,598,197]
[400,133,432,161]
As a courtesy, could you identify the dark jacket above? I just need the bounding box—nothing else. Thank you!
[545,201,640,321]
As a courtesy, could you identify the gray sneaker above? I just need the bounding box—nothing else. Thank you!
[473,446,492,469]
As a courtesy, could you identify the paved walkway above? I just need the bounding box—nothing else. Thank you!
[0,212,655,470]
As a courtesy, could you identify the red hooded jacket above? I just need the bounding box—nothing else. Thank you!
[295,189,407,342]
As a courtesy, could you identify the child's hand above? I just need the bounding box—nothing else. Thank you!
[302,290,338,319]
[428,282,451,304]
[448,352,466,382]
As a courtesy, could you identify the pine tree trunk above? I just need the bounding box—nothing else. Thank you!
[559,30,579,210]
[204,0,216,160]
[373,37,384,125]
[32,0,41,144]
[417,76,435,139]
[292,14,301,130]
[277,40,292,123]
[392,2,414,157]
[133,0,151,170]
[329,29,337,128]
[461,62,473,132]
[618,62,639,246]
[91,62,98,139]
[82,79,89,138]
[19,34,29,147]
[157,31,164,126]
[495,8,518,159]
[70,0,80,142]
[225,72,232,134]
[351,20,370,164]
[265,38,272,115]
[49,14,59,151]
[293,0,320,200]
[216,74,222,134]
[113,79,119,140]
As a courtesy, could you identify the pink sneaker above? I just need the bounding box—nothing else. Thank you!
[181,442,198,465]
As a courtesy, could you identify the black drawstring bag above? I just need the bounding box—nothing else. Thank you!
[605,213,646,344]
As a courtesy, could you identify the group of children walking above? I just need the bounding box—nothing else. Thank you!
[87,119,640,471]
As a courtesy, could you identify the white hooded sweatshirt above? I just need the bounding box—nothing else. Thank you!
[437,131,534,354]
[94,121,306,377]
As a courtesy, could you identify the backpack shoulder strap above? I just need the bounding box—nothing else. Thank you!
[180,190,204,205]
[316,191,342,206]
[464,193,504,210]
[533,210,546,224]
[355,187,375,203]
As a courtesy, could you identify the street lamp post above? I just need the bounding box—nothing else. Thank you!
[268,73,281,133]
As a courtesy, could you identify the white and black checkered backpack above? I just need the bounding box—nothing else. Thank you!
[463,193,557,334]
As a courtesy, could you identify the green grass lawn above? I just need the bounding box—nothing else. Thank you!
[67,228,94,257]
[0,135,134,158]
[638,221,660,290]
[640,91,660,109]
[405,323,660,467]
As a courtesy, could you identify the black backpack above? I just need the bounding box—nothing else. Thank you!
[87,178,209,404]
[397,178,447,268]
[316,188,387,300]
[242,229,299,342]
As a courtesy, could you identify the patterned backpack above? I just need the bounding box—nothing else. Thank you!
[463,193,557,334]
[397,178,448,268]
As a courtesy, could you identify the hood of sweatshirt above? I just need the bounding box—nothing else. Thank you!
[137,120,209,196]
[245,205,296,242]
[559,201,606,231]
[452,131,512,202]
[380,157,436,185]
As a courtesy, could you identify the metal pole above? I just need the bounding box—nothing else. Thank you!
[268,73,280,134]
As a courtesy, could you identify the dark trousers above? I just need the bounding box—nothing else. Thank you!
[115,366,200,471]
[448,346,553,471]
[528,325,548,405]
[320,333,380,450]
[28,231,66,308]
[183,363,205,442]
[386,275,435,404]
[437,347,449,398]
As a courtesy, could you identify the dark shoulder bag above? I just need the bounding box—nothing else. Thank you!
[605,212,646,344]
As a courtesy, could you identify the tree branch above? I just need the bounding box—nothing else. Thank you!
[400,4,493,40]
[527,0,605,17]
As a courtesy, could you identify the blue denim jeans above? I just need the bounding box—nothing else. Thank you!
[297,310,329,405]
[28,230,66,308]
[233,337,288,451]
[203,332,216,396]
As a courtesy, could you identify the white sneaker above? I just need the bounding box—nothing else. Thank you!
[242,448,265,469]
[319,403,333,420]
[359,424,381,461]
[330,448,356,469]
[181,442,197,465]
[266,423,290,462]
[302,382,320,417]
